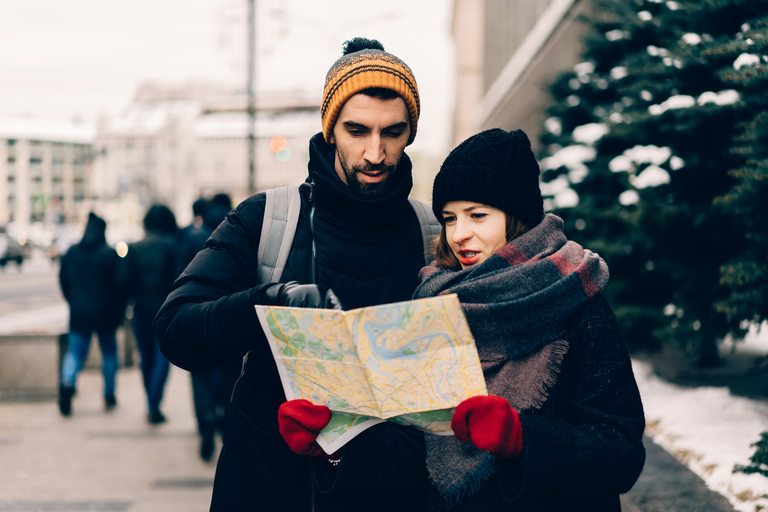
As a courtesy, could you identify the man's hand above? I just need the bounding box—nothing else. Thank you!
[451,395,523,458]
[278,399,332,456]
[266,281,343,309]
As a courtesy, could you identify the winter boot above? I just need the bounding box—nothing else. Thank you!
[59,384,74,416]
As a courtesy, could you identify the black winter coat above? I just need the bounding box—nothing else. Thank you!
[123,231,181,322]
[59,221,125,333]
[154,133,430,511]
[437,294,645,511]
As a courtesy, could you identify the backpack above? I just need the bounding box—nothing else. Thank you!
[256,185,441,285]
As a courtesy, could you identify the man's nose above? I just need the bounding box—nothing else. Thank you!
[363,134,385,165]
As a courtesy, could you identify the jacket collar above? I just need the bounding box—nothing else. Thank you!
[307,132,414,226]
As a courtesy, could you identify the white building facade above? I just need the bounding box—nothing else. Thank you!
[0,117,95,227]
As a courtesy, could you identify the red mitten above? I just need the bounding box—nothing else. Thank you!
[278,399,332,457]
[451,395,523,458]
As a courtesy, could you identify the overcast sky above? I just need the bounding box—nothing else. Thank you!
[0,0,455,155]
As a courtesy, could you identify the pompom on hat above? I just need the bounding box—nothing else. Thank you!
[322,37,420,145]
[432,128,544,228]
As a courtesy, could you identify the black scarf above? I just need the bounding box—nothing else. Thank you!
[413,214,609,508]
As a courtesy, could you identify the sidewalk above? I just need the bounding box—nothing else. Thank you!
[0,364,217,512]
[0,366,737,512]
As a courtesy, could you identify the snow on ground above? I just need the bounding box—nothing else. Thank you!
[634,324,768,512]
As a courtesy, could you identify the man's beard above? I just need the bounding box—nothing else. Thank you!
[341,160,399,200]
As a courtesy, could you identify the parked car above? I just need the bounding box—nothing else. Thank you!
[0,233,24,268]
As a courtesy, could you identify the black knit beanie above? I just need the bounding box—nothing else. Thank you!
[432,128,544,228]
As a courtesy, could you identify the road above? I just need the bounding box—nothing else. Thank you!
[0,255,62,311]
[0,249,68,334]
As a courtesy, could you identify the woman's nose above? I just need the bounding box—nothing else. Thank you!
[451,219,471,244]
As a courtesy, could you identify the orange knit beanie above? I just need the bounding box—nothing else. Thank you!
[321,38,420,146]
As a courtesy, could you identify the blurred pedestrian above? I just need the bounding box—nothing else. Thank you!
[58,212,126,416]
[180,193,242,460]
[122,204,180,424]
[179,197,208,267]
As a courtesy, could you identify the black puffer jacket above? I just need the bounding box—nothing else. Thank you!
[154,133,430,511]
[59,213,126,333]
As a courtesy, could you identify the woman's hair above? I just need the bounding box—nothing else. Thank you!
[433,213,529,271]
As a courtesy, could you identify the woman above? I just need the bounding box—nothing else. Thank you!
[413,128,646,510]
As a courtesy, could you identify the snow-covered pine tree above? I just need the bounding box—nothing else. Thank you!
[710,15,768,340]
[539,0,768,363]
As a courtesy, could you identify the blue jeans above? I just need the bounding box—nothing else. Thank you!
[60,328,118,398]
[132,314,170,415]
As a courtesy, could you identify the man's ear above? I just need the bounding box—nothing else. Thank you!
[328,133,335,145]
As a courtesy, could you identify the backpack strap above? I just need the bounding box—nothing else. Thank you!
[409,198,441,265]
[257,185,302,284]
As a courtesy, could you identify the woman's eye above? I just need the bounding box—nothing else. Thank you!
[443,216,456,224]
[471,213,487,220]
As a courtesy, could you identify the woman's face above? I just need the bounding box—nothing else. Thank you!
[442,201,507,269]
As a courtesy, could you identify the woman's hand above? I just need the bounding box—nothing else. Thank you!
[278,399,332,456]
[451,395,523,458]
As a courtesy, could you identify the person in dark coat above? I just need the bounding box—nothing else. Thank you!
[153,37,434,511]
[123,204,180,424]
[179,197,209,268]
[180,194,242,461]
[413,129,646,511]
[58,212,126,416]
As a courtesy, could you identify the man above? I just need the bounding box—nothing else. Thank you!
[58,212,126,416]
[154,38,433,511]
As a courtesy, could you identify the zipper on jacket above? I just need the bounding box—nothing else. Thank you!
[309,180,317,284]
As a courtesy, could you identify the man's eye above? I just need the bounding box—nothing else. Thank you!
[384,130,404,138]
[349,130,365,136]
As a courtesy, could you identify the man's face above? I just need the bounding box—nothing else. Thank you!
[329,93,411,200]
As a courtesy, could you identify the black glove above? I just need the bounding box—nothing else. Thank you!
[265,281,343,310]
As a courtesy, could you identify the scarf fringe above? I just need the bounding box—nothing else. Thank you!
[526,338,569,410]
[440,453,497,510]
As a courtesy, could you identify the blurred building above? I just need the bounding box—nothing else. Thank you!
[0,117,95,226]
[451,0,592,151]
[93,83,320,226]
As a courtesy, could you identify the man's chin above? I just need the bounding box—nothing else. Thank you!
[350,180,390,200]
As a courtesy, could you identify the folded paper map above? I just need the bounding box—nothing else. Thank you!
[255,294,487,454]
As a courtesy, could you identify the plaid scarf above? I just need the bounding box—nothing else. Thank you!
[413,214,609,509]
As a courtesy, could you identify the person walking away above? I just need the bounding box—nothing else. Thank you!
[180,194,242,461]
[123,204,180,424]
[58,212,126,416]
[179,197,208,267]
[154,37,435,511]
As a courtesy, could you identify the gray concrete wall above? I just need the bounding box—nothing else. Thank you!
[0,325,134,401]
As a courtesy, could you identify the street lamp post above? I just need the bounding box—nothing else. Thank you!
[247,0,256,195]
